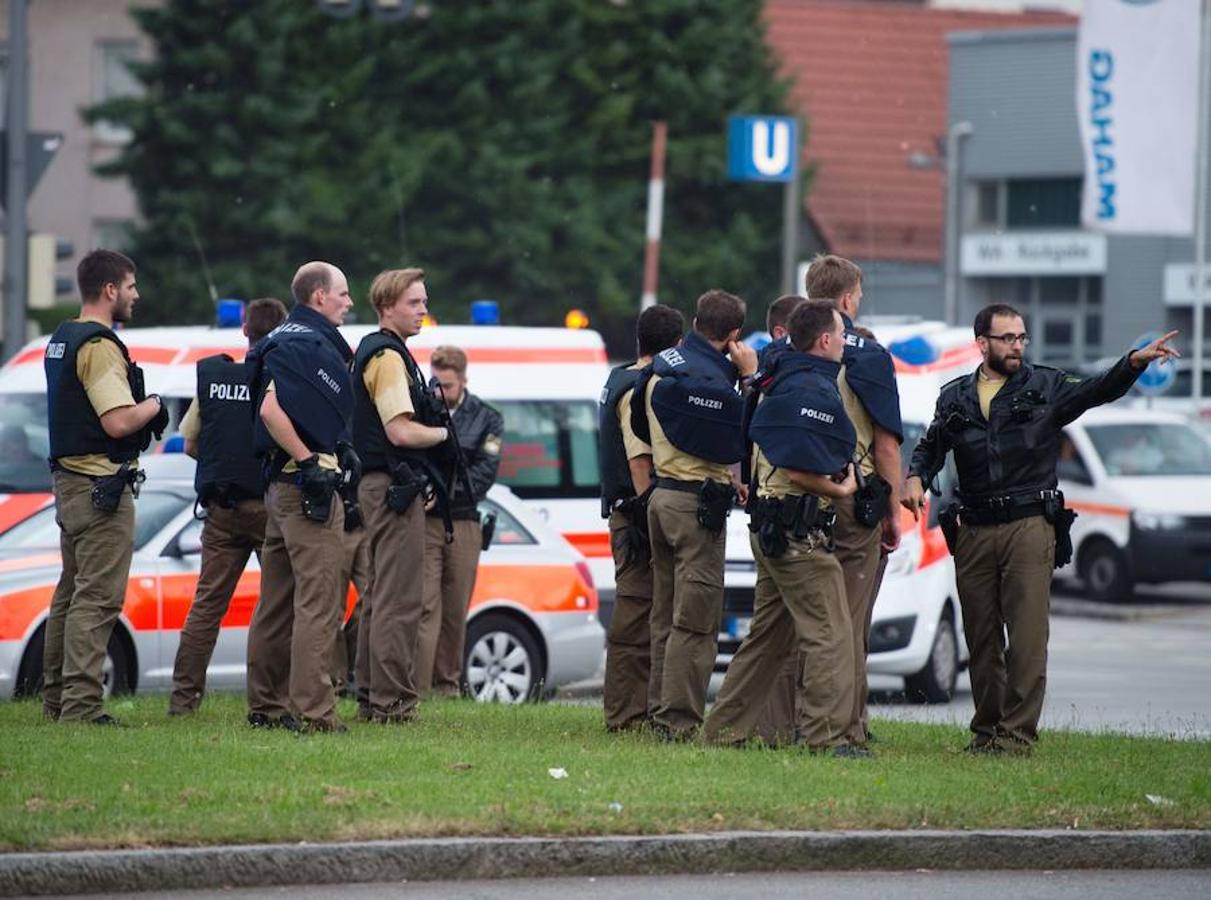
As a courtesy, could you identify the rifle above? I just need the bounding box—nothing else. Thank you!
[426,376,477,544]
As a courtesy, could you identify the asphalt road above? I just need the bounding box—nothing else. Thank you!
[561,583,1211,740]
[74,870,1211,899]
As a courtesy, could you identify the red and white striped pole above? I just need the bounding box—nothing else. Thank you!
[641,121,668,310]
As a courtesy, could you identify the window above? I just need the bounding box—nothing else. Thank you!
[495,400,599,499]
[0,393,50,493]
[1087,423,1211,477]
[93,219,134,252]
[974,181,1000,227]
[0,491,189,549]
[479,499,536,546]
[1057,434,1093,485]
[1006,178,1082,228]
[94,41,143,144]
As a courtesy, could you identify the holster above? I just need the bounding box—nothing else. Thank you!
[750,494,827,559]
[697,480,736,535]
[616,486,654,566]
[91,464,143,513]
[342,495,363,532]
[386,462,427,514]
[1042,493,1078,569]
[300,470,341,524]
[481,510,497,551]
[938,502,959,556]
[852,473,891,528]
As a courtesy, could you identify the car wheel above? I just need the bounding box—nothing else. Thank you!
[904,612,958,704]
[463,613,544,704]
[15,625,135,699]
[1079,539,1133,604]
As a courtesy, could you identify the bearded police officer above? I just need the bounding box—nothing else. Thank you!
[806,255,902,748]
[352,268,451,723]
[42,250,168,725]
[631,290,757,741]
[904,304,1178,754]
[169,298,288,716]
[598,304,684,732]
[416,345,504,698]
[245,262,357,733]
[704,300,865,755]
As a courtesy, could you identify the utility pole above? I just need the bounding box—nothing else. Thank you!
[3,0,29,362]
[943,121,973,328]
[641,121,667,311]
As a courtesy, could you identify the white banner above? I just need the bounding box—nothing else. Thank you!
[1077,0,1201,235]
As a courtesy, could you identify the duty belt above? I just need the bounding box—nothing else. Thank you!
[655,476,716,494]
[959,489,1061,526]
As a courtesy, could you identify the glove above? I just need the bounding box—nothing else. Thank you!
[148,395,170,440]
[298,454,337,523]
[336,440,362,487]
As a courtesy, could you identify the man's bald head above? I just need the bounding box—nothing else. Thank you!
[291,261,336,308]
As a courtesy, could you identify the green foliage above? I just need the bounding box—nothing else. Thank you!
[86,0,795,350]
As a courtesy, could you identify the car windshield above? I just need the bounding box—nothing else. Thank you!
[0,490,191,551]
[0,393,51,492]
[1086,423,1211,477]
[495,400,599,500]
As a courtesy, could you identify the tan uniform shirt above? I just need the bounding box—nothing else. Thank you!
[57,318,138,477]
[265,380,339,473]
[837,367,876,478]
[362,349,415,424]
[752,446,832,510]
[977,370,1007,421]
[179,397,201,442]
[644,375,732,485]
[618,362,651,461]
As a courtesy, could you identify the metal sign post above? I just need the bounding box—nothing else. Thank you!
[727,116,800,295]
[3,0,29,363]
[1192,0,1211,405]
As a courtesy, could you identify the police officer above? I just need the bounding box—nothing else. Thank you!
[352,268,451,723]
[598,304,685,732]
[245,261,357,733]
[416,345,504,697]
[806,255,902,748]
[631,289,757,740]
[169,297,288,716]
[904,304,1178,754]
[704,301,866,755]
[42,249,169,725]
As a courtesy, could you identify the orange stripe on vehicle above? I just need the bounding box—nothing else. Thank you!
[893,345,981,375]
[6,347,45,367]
[563,531,612,558]
[1066,500,1130,518]
[0,552,61,575]
[175,346,247,364]
[470,563,597,614]
[0,494,54,533]
[410,348,607,365]
[0,585,54,640]
[127,347,179,365]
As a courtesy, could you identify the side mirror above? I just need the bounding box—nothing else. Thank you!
[175,528,203,557]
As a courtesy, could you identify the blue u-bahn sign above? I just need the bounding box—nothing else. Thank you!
[727,116,798,183]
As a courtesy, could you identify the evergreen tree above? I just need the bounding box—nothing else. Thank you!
[89,0,796,351]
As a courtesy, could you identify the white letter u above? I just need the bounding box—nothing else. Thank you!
[752,121,790,176]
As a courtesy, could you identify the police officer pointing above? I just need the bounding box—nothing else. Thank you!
[352,268,451,723]
[904,303,1178,754]
[245,262,357,733]
[599,304,685,732]
[42,250,168,725]
[632,289,757,740]
[704,300,866,755]
[169,298,287,716]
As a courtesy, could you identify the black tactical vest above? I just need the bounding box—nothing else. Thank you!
[194,354,264,504]
[44,320,147,463]
[351,330,438,473]
[598,363,643,517]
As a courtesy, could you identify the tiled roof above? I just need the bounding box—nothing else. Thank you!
[764,0,1074,263]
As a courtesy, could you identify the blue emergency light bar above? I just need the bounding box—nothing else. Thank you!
[471,300,500,326]
[216,299,245,328]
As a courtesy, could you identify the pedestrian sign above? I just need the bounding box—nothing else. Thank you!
[727,116,798,183]
[1131,332,1176,396]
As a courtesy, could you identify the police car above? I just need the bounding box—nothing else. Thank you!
[0,455,602,703]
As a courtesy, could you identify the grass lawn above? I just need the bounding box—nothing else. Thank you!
[1,694,1208,852]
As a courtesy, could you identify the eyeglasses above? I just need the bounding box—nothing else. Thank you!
[984,333,1030,347]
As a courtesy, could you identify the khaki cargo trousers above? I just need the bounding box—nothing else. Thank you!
[42,469,136,722]
[246,481,346,728]
[416,516,482,697]
[954,514,1054,749]
[647,485,727,737]
[331,524,371,693]
[603,509,655,731]
[704,531,854,750]
[169,499,267,714]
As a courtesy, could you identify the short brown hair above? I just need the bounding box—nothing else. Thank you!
[245,297,288,344]
[805,254,862,303]
[694,289,746,341]
[290,261,334,307]
[766,295,805,334]
[77,249,135,301]
[430,344,467,376]
[788,300,839,353]
[369,267,425,316]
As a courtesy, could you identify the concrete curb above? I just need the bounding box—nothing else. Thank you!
[2,830,1209,896]
[1049,598,1199,622]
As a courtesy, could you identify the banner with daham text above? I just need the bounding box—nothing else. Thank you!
[1077,0,1201,235]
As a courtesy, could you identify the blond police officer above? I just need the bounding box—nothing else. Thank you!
[42,249,168,725]
[630,290,756,740]
[704,301,867,755]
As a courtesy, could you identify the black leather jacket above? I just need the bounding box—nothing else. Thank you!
[909,354,1142,501]
[428,391,504,520]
